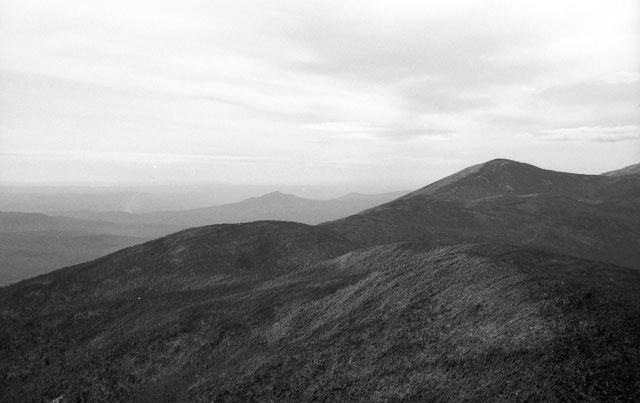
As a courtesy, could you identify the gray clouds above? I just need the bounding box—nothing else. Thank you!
[0,0,638,187]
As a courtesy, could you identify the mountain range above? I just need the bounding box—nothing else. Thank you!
[1,159,639,402]
[0,191,406,285]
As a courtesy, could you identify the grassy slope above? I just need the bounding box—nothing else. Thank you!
[323,194,640,270]
[1,243,639,402]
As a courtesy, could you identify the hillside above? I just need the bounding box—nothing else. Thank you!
[0,191,405,284]
[402,159,617,202]
[602,162,640,177]
[1,242,639,402]
[2,159,640,401]
[324,160,640,269]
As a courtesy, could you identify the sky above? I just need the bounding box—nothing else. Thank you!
[0,0,638,189]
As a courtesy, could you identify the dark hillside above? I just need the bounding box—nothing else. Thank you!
[403,159,614,202]
[0,221,355,306]
[2,243,639,402]
[602,162,640,177]
[323,159,640,269]
[324,193,640,269]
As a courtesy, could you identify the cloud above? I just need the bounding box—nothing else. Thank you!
[538,126,640,143]
[0,0,638,185]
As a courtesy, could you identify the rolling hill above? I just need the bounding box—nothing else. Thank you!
[1,158,639,402]
[56,190,408,227]
[0,191,405,285]
[602,162,640,177]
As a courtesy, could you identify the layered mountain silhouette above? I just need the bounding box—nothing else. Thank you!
[1,159,639,402]
[57,190,407,227]
[0,191,404,285]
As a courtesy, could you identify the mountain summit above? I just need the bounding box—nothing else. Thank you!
[324,159,640,268]
[402,158,608,202]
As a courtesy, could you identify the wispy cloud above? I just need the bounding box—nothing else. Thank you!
[538,126,640,143]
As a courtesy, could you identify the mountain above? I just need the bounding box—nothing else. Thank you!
[602,162,640,177]
[57,190,408,227]
[0,192,406,285]
[324,159,640,268]
[401,159,617,201]
[2,159,640,402]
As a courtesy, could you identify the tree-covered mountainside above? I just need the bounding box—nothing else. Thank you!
[1,159,639,402]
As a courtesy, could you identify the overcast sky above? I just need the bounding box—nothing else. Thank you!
[0,0,638,188]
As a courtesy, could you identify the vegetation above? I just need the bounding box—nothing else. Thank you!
[2,243,639,402]
[1,159,639,402]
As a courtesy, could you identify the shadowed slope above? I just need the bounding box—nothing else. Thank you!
[402,159,627,202]
[0,221,356,305]
[324,160,640,269]
[602,162,640,177]
[2,244,639,402]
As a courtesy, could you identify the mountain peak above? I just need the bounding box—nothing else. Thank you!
[256,191,296,200]
[401,158,605,202]
[244,191,308,205]
[479,158,525,169]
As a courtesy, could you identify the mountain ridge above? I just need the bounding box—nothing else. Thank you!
[401,158,613,202]
[602,162,640,177]
[2,158,640,401]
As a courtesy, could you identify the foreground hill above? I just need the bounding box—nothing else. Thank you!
[1,242,639,402]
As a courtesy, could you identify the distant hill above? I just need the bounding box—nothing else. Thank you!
[0,211,177,237]
[0,212,179,285]
[0,230,145,286]
[2,159,640,401]
[57,190,408,227]
[0,191,405,284]
[602,162,640,176]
